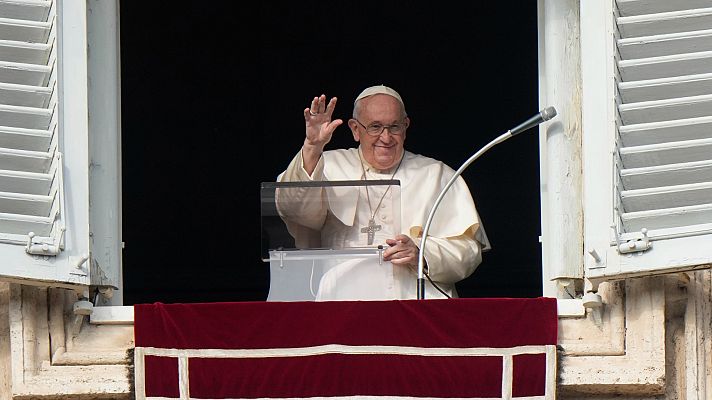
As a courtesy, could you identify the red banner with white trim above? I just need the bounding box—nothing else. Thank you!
[134,298,557,399]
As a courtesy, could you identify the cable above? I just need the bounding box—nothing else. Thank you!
[410,259,452,298]
[425,271,451,298]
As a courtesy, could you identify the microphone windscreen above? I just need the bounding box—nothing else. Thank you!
[541,106,557,121]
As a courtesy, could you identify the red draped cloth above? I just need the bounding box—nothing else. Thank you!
[134,298,557,399]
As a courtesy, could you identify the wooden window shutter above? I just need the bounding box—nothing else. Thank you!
[585,0,712,284]
[0,0,90,287]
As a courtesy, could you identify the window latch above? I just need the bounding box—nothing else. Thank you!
[612,226,652,254]
[25,229,66,256]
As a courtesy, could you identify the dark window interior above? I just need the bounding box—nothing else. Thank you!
[120,3,542,304]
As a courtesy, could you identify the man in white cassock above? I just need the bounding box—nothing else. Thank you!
[277,85,490,300]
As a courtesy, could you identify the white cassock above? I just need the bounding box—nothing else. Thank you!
[277,147,490,300]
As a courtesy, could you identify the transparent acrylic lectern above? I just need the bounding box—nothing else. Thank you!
[261,180,401,301]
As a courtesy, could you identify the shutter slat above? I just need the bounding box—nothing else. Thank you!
[0,125,51,151]
[619,73,712,103]
[0,147,51,172]
[0,103,51,129]
[0,60,50,86]
[617,0,712,17]
[0,39,50,64]
[621,203,712,231]
[0,0,51,22]
[617,8,712,38]
[0,211,52,235]
[0,17,50,43]
[619,93,712,124]
[620,116,712,146]
[0,169,51,194]
[618,29,712,59]
[620,137,712,168]
[621,181,712,212]
[0,191,52,216]
[0,82,51,108]
[621,159,712,189]
[619,51,712,81]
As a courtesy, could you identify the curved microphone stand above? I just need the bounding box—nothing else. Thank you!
[416,107,557,299]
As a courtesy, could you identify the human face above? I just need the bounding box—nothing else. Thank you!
[348,94,409,171]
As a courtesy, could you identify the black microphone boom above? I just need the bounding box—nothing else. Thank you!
[510,106,558,137]
[416,106,558,299]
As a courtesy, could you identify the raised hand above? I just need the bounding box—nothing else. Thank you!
[301,94,343,174]
[303,94,343,148]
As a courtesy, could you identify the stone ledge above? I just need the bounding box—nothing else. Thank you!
[14,364,132,399]
[559,277,666,395]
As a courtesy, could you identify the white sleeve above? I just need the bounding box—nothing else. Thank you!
[278,149,325,182]
[421,235,482,284]
[274,150,328,244]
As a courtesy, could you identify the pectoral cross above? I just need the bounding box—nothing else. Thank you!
[360,218,382,245]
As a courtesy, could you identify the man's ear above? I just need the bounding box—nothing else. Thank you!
[347,119,361,142]
[402,116,411,140]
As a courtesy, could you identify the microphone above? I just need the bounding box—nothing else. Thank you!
[416,106,558,299]
[510,106,558,137]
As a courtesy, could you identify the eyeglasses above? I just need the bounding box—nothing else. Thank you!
[354,119,406,136]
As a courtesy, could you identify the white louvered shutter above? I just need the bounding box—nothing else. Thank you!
[585,0,712,283]
[0,0,90,287]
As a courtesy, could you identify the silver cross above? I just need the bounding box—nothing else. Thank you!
[360,218,382,245]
